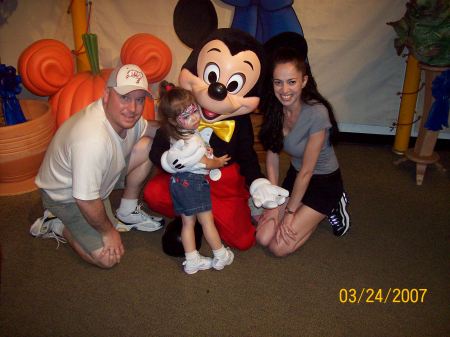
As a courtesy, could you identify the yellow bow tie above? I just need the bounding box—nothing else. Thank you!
[198,120,235,143]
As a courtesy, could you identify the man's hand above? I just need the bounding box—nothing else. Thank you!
[161,139,206,173]
[100,228,125,265]
[250,178,289,208]
[75,198,125,265]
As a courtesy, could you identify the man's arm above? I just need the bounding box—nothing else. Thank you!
[143,120,160,139]
[75,198,124,263]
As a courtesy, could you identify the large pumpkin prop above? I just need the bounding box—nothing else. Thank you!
[121,33,172,83]
[18,33,172,127]
[18,39,74,97]
[49,68,112,126]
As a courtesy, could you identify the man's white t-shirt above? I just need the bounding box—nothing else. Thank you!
[36,99,147,203]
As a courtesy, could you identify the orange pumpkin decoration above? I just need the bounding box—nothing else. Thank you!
[18,33,172,127]
[18,39,74,97]
[121,33,172,83]
[49,68,112,126]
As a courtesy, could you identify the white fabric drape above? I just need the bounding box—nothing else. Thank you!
[1,0,447,137]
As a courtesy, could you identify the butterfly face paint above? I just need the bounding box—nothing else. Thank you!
[176,103,201,130]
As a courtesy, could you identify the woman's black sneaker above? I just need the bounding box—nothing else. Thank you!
[327,192,351,236]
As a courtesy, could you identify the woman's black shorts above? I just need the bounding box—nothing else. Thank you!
[281,165,343,215]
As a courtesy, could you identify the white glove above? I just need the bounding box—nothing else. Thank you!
[161,139,206,174]
[250,178,289,209]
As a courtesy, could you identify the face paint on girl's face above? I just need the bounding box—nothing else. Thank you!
[177,103,201,130]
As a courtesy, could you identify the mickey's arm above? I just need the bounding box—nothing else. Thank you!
[151,128,206,174]
[235,115,289,208]
[149,128,170,169]
[234,114,264,185]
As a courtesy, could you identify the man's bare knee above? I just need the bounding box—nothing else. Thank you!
[132,136,152,157]
[127,137,153,175]
[95,259,118,269]
[91,250,120,269]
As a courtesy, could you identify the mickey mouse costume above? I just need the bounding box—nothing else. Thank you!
[143,0,288,256]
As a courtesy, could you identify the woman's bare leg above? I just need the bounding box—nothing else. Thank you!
[269,205,325,257]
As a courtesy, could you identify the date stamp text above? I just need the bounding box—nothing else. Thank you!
[339,288,428,304]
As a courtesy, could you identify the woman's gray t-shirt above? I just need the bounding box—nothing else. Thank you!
[283,103,339,174]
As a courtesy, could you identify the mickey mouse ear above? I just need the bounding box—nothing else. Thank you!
[263,32,308,61]
[173,0,218,49]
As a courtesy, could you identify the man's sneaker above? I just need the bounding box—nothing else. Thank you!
[327,192,351,237]
[116,204,164,232]
[212,247,234,270]
[182,255,213,274]
[30,210,67,247]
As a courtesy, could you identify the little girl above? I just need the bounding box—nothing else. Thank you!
[158,83,234,274]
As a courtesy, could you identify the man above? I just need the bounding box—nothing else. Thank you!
[30,64,163,268]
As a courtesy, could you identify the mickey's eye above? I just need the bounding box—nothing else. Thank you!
[203,63,220,84]
[226,73,246,94]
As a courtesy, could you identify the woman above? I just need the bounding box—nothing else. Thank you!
[256,47,350,257]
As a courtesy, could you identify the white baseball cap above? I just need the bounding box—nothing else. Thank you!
[107,64,152,96]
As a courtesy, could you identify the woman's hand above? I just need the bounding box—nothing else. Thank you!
[276,211,297,245]
[257,207,280,229]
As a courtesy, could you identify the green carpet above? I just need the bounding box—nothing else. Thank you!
[1,142,449,337]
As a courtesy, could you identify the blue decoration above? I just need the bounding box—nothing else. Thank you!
[424,69,450,132]
[220,0,304,43]
[0,63,27,126]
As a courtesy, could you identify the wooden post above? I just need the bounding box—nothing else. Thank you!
[70,0,90,73]
[0,98,3,127]
[404,64,449,185]
[0,57,3,126]
[392,54,421,154]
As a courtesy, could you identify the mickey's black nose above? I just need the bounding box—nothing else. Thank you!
[208,82,227,101]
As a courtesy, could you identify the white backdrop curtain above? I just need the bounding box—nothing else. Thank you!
[1,0,447,138]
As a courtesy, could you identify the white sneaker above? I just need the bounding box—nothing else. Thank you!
[30,210,66,247]
[212,247,234,270]
[115,204,164,232]
[182,255,213,274]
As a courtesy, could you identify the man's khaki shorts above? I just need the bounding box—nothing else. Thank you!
[40,190,117,253]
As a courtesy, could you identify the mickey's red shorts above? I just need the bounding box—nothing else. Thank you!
[143,163,255,250]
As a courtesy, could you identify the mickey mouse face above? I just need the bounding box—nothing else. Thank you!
[198,40,260,99]
[179,39,261,122]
